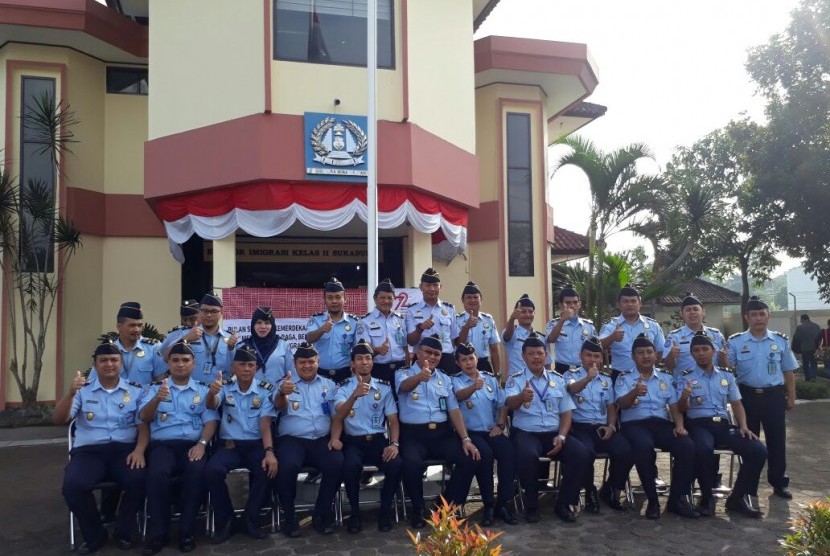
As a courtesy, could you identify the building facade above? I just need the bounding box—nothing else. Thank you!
[0,0,600,407]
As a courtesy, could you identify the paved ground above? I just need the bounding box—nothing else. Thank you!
[1,400,828,556]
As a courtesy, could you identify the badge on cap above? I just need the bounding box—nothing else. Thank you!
[345,324,351,331]
[412,393,419,401]
[374,392,381,400]
[193,395,201,404]
[252,396,261,409]
[292,401,300,411]
[466,401,474,409]
[137,350,145,358]
[86,412,94,421]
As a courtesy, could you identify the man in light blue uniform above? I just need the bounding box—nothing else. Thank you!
[615,334,697,520]
[396,335,480,528]
[664,293,727,375]
[356,278,408,384]
[205,347,277,544]
[505,336,590,523]
[452,343,516,526]
[55,340,148,554]
[677,331,767,518]
[564,337,632,513]
[236,306,294,387]
[547,285,596,374]
[503,294,550,375]
[727,295,798,500]
[165,293,237,383]
[89,302,165,385]
[139,341,219,554]
[404,267,460,374]
[456,281,502,377]
[600,284,665,383]
[160,299,200,355]
[274,342,344,537]
[332,339,402,534]
[306,277,358,383]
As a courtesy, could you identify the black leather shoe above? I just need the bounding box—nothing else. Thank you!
[77,537,106,555]
[113,532,133,550]
[312,514,336,535]
[524,508,540,523]
[178,535,196,553]
[554,505,577,523]
[666,498,700,519]
[244,518,267,539]
[142,537,166,556]
[410,508,428,529]
[599,483,627,512]
[282,519,301,538]
[726,494,763,518]
[697,497,715,517]
[645,499,661,520]
[378,514,393,532]
[773,487,793,499]
[585,486,601,514]
[480,507,495,526]
[211,520,234,544]
[347,515,362,534]
[495,505,518,525]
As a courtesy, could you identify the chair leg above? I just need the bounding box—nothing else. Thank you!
[69,511,76,550]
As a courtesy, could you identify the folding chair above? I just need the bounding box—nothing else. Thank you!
[512,457,562,514]
[337,465,404,523]
[141,476,211,541]
[274,466,342,529]
[208,467,276,535]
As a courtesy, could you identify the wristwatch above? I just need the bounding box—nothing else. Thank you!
[497,423,506,431]
[461,436,472,443]
[198,439,208,447]
[556,434,567,444]
[264,446,275,453]
[390,441,400,447]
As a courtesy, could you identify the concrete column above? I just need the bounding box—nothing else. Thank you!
[212,235,237,295]
[403,227,432,287]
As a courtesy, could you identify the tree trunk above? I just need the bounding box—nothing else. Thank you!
[586,222,597,323]
[740,256,750,316]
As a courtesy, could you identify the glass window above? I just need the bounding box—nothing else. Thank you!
[274,0,395,68]
[19,77,57,273]
[506,113,533,276]
[106,67,148,95]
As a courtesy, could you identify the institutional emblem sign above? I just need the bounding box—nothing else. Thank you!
[305,112,369,180]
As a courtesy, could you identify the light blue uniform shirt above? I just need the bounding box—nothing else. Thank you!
[165,327,235,383]
[451,372,504,432]
[334,376,397,436]
[235,338,295,387]
[615,368,677,423]
[88,337,166,386]
[546,317,597,366]
[140,378,219,442]
[599,315,666,372]
[276,372,336,440]
[70,377,145,447]
[664,325,726,374]
[456,312,501,359]
[563,367,616,424]
[306,312,358,370]
[727,330,799,388]
[676,366,740,420]
[502,326,551,374]
[356,309,407,363]
[404,300,459,353]
[215,380,276,441]
[395,363,458,424]
[505,368,574,433]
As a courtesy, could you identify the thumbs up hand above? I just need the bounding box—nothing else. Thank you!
[521,380,534,404]
[354,374,371,398]
[611,323,624,342]
[321,316,334,333]
[466,311,479,329]
[560,307,575,320]
[184,324,202,343]
[418,361,432,382]
[209,371,223,396]
[670,340,680,359]
[280,375,296,396]
[474,374,485,390]
[634,376,648,396]
[157,378,171,401]
[377,337,390,356]
[71,370,86,393]
[682,379,693,398]
[587,362,599,380]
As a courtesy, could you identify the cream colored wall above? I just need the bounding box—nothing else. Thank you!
[104,93,148,194]
[474,86,501,202]
[148,0,264,139]
[64,50,106,193]
[467,239,504,320]
[407,0,475,153]
[433,254,471,309]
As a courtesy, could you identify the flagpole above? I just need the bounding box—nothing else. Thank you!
[366,0,378,311]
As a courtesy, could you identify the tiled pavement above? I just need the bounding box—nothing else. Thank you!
[1,400,827,555]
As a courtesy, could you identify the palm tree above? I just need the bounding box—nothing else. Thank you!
[551,136,660,325]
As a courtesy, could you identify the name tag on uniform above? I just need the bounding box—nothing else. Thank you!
[371,414,382,428]
[438,396,448,412]
[545,399,554,412]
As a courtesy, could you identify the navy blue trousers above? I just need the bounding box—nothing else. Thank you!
[205,440,268,526]
[570,422,634,491]
[620,418,695,502]
[468,430,515,508]
[275,435,344,522]
[145,440,207,539]
[62,442,146,545]
[740,385,788,489]
[343,435,402,514]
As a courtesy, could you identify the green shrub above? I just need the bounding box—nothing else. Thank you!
[796,380,830,400]
[780,498,830,556]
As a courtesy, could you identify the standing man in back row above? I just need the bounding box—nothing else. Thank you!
[456,281,501,377]
[405,268,459,374]
[547,285,596,374]
[306,277,358,383]
[664,293,727,375]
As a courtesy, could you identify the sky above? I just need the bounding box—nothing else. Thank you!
[476,0,804,274]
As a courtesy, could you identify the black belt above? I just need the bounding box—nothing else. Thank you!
[686,416,730,425]
[345,434,385,442]
[738,384,784,394]
[400,422,448,431]
[373,360,407,371]
[319,366,350,377]
[554,362,578,373]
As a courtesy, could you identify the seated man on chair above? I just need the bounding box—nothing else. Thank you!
[332,339,402,533]
[505,335,591,523]
[139,340,219,554]
[677,331,767,517]
[55,340,149,554]
[205,346,278,544]
[274,342,344,537]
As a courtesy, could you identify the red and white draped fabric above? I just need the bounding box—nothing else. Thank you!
[155,182,467,263]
